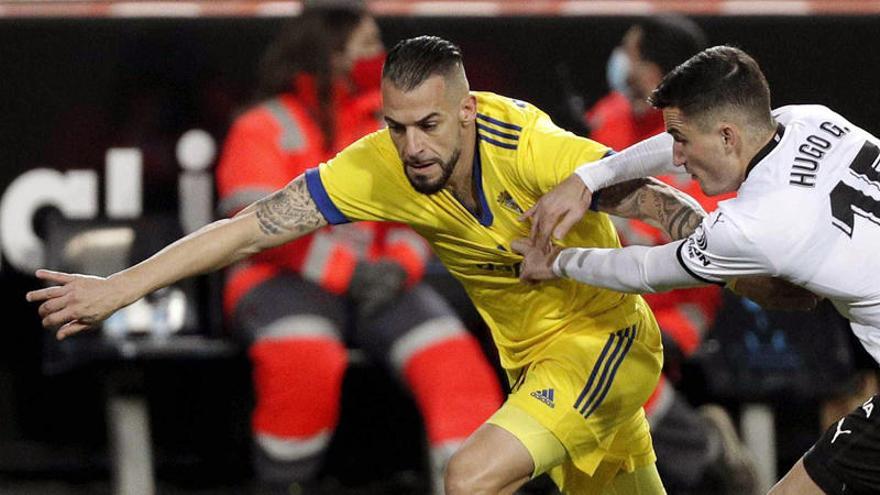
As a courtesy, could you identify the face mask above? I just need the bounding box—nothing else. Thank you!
[350,52,386,94]
[605,47,631,97]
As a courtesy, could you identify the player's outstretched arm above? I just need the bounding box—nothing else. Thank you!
[596,177,705,240]
[26,174,328,340]
[522,132,676,249]
[513,238,697,292]
[514,237,821,310]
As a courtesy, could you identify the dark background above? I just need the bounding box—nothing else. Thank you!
[1,13,878,490]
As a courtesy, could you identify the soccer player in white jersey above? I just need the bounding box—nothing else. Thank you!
[517,45,880,495]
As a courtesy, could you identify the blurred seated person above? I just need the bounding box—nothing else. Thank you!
[587,16,754,495]
[215,2,502,493]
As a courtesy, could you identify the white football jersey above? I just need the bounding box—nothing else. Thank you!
[678,105,880,361]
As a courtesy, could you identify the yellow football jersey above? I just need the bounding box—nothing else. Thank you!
[305,91,648,369]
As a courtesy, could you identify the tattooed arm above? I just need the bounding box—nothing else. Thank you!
[515,177,820,309]
[235,175,327,244]
[26,174,328,339]
[596,177,705,241]
[513,177,706,286]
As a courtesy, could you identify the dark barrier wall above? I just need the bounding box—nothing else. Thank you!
[0,13,878,472]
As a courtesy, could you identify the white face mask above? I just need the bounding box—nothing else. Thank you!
[605,47,631,97]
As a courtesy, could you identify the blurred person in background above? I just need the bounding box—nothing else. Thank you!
[215,3,502,493]
[586,16,756,495]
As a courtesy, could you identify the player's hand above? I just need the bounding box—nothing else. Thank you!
[511,238,562,284]
[25,269,125,340]
[730,276,822,311]
[520,174,593,251]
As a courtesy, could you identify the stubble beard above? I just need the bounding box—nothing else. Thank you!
[406,148,461,195]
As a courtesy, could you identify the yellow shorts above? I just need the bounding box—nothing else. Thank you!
[488,301,663,493]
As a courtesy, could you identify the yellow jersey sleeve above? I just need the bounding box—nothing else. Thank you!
[305,129,419,225]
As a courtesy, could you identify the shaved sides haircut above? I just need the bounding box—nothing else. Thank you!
[650,45,773,130]
[383,35,464,91]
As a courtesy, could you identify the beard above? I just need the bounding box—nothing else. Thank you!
[405,148,460,195]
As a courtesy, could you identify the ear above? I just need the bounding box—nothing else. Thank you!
[719,124,739,153]
[460,94,477,127]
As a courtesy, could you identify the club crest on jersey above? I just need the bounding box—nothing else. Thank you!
[497,191,523,215]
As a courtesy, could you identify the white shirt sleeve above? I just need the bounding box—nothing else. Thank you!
[552,241,703,293]
[552,210,776,292]
[574,132,678,192]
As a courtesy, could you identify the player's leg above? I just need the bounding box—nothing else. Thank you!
[771,394,880,495]
[229,270,348,490]
[444,403,566,495]
[453,312,662,494]
[548,412,666,495]
[539,306,664,494]
[356,284,503,495]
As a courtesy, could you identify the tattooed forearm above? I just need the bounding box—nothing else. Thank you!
[597,178,706,240]
[250,176,327,240]
[667,196,704,240]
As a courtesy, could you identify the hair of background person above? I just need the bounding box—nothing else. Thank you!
[382,35,464,92]
[255,4,367,149]
[637,15,708,75]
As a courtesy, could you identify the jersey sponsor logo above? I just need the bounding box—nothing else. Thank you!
[474,261,521,277]
[496,191,523,215]
[831,418,853,444]
[530,388,555,408]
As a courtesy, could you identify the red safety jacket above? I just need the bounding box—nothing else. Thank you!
[217,74,430,313]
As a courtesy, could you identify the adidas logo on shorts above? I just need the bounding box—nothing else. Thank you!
[530,388,555,408]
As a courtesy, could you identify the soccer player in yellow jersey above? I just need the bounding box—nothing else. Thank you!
[28,36,710,494]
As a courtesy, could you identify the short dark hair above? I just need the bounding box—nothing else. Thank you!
[649,45,773,128]
[637,15,707,75]
[383,36,463,91]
